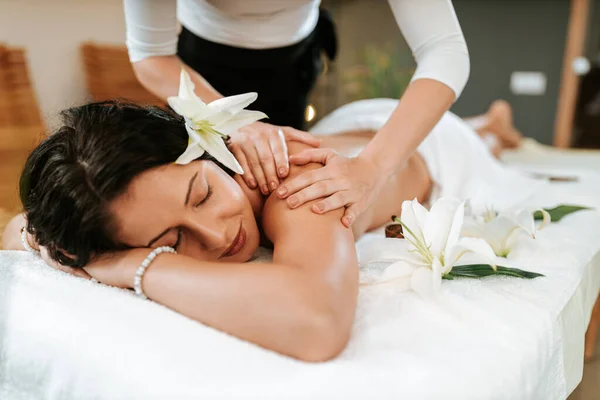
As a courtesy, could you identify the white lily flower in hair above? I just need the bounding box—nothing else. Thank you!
[167,69,268,174]
[462,206,551,257]
[361,197,496,297]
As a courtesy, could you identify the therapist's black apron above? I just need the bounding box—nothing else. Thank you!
[177,9,337,130]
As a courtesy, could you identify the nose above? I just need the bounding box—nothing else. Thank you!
[186,217,228,252]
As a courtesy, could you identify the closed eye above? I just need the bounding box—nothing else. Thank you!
[195,185,213,208]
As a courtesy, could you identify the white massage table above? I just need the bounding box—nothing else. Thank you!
[0,159,599,400]
[502,138,600,171]
[1,95,600,400]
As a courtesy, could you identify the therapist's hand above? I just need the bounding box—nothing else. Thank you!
[227,121,321,195]
[277,148,386,228]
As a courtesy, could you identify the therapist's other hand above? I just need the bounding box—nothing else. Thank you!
[227,121,321,195]
[277,148,385,228]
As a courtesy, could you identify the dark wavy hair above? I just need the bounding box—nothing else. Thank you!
[20,100,223,267]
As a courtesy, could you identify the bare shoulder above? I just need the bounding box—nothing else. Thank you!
[286,141,322,177]
[261,141,356,270]
[232,141,320,222]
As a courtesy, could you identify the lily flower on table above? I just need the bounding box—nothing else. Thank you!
[461,206,551,257]
[361,197,497,297]
[167,69,268,174]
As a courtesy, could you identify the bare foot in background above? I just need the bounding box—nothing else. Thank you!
[465,100,524,158]
[484,100,523,148]
[317,101,523,160]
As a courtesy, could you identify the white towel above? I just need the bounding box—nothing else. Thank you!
[310,98,546,210]
[2,205,600,399]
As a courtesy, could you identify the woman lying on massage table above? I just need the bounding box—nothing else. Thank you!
[2,99,518,362]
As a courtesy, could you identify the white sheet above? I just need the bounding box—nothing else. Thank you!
[311,99,547,209]
[2,100,599,399]
[1,195,598,399]
[502,138,600,171]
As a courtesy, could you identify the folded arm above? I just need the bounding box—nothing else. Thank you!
[84,144,358,361]
[2,213,29,251]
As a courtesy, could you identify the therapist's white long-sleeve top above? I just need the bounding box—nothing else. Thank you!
[124,0,470,98]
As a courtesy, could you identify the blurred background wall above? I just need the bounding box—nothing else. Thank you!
[321,0,598,145]
[452,0,569,145]
[0,0,126,127]
[0,0,598,140]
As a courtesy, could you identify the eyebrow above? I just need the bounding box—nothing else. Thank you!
[146,171,198,247]
[185,172,198,206]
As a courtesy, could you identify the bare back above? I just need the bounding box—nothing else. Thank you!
[237,130,432,240]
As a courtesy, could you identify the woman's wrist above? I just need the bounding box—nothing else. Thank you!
[359,125,413,177]
[24,230,40,252]
[358,142,409,179]
[118,249,150,289]
[83,248,149,289]
[360,80,455,177]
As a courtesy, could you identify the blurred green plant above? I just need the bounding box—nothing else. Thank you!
[343,44,415,101]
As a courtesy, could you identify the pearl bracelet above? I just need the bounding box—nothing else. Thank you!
[21,227,40,255]
[134,246,177,299]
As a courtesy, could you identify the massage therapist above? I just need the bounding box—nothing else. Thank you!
[123,0,469,227]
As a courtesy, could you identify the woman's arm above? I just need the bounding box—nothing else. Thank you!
[279,0,469,225]
[364,0,470,172]
[2,213,95,279]
[133,55,223,103]
[2,213,28,251]
[123,0,223,102]
[85,145,358,361]
[124,0,320,193]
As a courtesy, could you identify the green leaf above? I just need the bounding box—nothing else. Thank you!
[448,264,544,279]
[534,205,590,222]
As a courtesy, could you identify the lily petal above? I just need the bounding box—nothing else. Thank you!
[503,227,523,255]
[411,266,438,298]
[208,93,259,116]
[198,108,233,126]
[400,199,428,242]
[536,208,551,232]
[218,110,269,135]
[443,200,466,261]
[461,217,486,238]
[512,209,536,237]
[431,257,443,292]
[480,216,521,256]
[167,97,207,121]
[381,260,418,280]
[175,141,206,165]
[195,128,244,174]
[178,69,204,103]
[448,237,497,270]
[424,197,463,259]
[168,69,264,175]
[378,261,417,291]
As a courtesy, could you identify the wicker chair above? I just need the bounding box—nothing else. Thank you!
[0,44,45,214]
[80,42,164,107]
[0,44,45,151]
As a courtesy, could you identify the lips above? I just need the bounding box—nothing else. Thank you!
[222,223,246,258]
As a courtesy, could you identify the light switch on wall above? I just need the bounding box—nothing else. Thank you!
[510,71,547,95]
